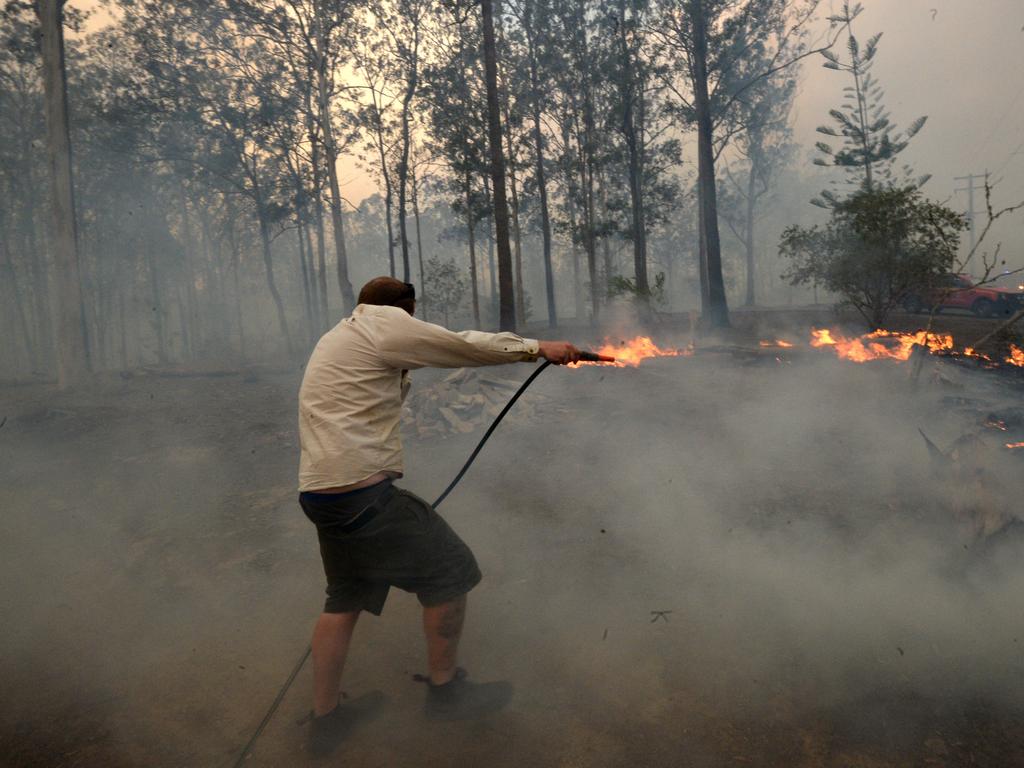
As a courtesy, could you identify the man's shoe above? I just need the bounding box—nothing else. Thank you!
[424,668,513,721]
[307,691,385,757]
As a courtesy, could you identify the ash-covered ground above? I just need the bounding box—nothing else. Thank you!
[3,315,1024,767]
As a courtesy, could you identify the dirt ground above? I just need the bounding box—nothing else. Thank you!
[3,308,1024,768]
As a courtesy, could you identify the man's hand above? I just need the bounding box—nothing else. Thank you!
[538,340,581,365]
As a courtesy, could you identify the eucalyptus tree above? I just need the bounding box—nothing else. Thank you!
[479,0,517,330]
[506,0,558,326]
[362,0,428,282]
[115,0,307,355]
[40,0,93,383]
[0,1,52,371]
[493,2,530,321]
[225,0,364,315]
[597,0,681,311]
[812,0,929,207]
[720,67,796,306]
[651,0,828,327]
[421,11,490,326]
[352,27,401,279]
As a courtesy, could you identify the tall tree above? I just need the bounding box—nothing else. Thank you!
[812,0,929,207]
[720,67,796,306]
[654,0,827,327]
[480,0,517,330]
[422,8,488,327]
[511,0,557,326]
[36,0,90,385]
[310,1,357,312]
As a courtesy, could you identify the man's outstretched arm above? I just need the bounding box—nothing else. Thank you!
[375,308,580,369]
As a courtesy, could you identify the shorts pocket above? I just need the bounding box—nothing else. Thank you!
[393,489,434,527]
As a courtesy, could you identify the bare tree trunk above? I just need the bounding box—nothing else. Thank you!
[383,181,397,278]
[744,166,757,307]
[690,0,730,328]
[578,129,599,324]
[483,175,497,324]
[177,181,201,357]
[315,24,355,312]
[37,0,89,386]
[574,7,600,323]
[571,235,582,322]
[367,89,398,279]
[303,220,321,332]
[696,186,710,311]
[531,94,556,326]
[497,30,526,323]
[0,233,34,371]
[524,0,556,327]
[228,220,246,361]
[411,166,427,321]
[396,23,420,283]
[309,126,329,326]
[146,247,167,364]
[560,119,584,322]
[26,208,52,372]
[599,169,614,289]
[465,171,481,328]
[175,285,189,361]
[618,0,648,300]
[505,118,525,323]
[296,219,315,343]
[480,0,516,331]
[257,214,293,357]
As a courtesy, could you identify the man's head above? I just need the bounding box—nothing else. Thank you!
[358,276,416,315]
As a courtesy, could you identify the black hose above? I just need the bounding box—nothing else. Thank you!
[230,360,554,767]
[230,646,311,768]
[432,360,551,507]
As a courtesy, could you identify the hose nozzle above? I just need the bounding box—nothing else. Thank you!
[577,350,616,363]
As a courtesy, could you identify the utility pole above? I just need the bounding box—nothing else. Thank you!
[954,171,988,273]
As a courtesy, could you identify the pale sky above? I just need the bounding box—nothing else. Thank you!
[74,0,1024,230]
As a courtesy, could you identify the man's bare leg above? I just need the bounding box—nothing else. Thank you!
[311,610,360,716]
[422,595,467,685]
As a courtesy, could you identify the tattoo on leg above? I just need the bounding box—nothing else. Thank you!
[437,598,466,640]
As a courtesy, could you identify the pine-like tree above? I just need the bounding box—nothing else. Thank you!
[813,0,930,207]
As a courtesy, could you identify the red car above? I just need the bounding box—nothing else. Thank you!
[903,273,1024,318]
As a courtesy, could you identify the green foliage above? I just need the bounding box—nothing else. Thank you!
[608,271,666,305]
[813,1,929,207]
[780,186,967,328]
[421,255,468,326]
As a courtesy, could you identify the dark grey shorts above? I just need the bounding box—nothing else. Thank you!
[299,481,482,615]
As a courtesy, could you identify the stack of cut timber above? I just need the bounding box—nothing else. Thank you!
[403,369,537,438]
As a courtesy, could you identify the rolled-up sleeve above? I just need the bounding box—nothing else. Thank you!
[375,308,539,369]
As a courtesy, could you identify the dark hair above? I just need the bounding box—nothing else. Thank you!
[358,276,416,315]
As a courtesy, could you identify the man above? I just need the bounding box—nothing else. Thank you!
[298,276,580,753]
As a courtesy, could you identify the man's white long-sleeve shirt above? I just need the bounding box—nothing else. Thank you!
[298,304,540,491]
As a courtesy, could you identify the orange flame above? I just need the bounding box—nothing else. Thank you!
[759,339,794,348]
[575,336,692,367]
[810,328,954,363]
[1007,345,1024,368]
[1007,442,1024,450]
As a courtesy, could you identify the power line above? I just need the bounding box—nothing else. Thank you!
[991,140,1024,178]
[954,170,988,273]
[968,82,1024,168]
